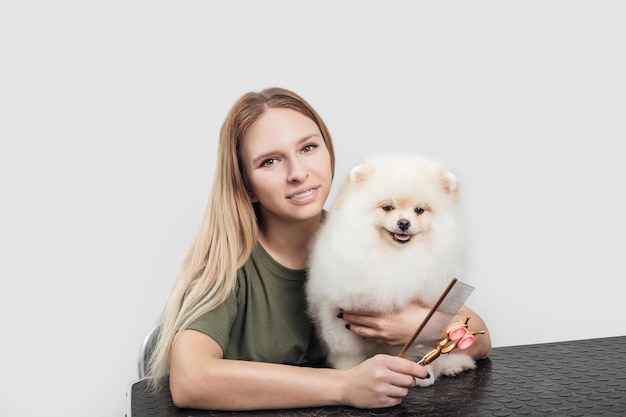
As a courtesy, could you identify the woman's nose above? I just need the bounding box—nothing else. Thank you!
[287,159,309,183]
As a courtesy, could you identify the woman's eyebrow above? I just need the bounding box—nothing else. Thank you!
[295,133,322,145]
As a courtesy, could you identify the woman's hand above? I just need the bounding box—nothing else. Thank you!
[340,301,431,346]
[341,354,429,409]
[341,303,492,360]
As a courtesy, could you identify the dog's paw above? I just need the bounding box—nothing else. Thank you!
[412,370,436,388]
[431,354,476,377]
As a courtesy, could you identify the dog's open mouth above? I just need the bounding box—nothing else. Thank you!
[392,233,412,244]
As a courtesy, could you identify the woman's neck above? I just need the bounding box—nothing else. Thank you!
[257,214,321,270]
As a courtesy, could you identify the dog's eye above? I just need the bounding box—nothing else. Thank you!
[414,207,425,215]
[382,205,394,211]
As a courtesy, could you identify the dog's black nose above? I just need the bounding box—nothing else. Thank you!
[397,219,410,231]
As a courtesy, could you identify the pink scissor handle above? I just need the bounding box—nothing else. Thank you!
[446,323,468,341]
[445,319,479,350]
[456,334,475,350]
[417,317,485,365]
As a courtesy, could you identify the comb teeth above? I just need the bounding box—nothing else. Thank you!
[439,281,474,315]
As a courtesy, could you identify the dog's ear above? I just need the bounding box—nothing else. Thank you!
[441,171,459,195]
[349,163,373,184]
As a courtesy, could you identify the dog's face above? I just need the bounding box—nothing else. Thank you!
[375,197,431,246]
[345,154,459,248]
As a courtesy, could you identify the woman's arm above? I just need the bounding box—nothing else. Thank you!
[340,303,492,360]
[169,329,429,411]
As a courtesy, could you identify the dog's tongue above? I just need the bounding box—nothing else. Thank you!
[394,233,411,241]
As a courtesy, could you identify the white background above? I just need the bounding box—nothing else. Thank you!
[1,1,625,416]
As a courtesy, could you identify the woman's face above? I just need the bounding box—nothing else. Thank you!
[240,107,332,224]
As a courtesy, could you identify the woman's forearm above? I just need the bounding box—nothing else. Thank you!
[170,358,345,410]
[169,329,428,411]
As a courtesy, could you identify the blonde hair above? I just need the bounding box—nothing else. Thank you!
[146,87,335,388]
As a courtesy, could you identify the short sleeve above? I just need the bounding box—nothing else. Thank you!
[185,292,238,352]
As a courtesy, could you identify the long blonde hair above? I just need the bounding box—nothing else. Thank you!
[146,87,335,388]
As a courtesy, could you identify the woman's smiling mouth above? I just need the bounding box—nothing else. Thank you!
[288,187,318,200]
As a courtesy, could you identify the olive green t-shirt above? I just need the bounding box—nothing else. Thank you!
[186,244,327,366]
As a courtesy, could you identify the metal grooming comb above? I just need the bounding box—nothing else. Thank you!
[398,277,475,359]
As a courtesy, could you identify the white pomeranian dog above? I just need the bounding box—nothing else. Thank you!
[306,153,476,386]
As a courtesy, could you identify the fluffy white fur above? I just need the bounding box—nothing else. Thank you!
[306,153,476,387]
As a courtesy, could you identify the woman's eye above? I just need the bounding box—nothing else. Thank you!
[261,158,278,167]
[415,207,425,215]
[302,143,318,153]
[382,205,394,211]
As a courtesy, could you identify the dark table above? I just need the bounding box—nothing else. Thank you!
[127,335,626,416]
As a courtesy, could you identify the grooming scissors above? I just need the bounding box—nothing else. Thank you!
[417,315,485,365]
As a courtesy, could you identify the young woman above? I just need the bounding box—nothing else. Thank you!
[146,87,491,411]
